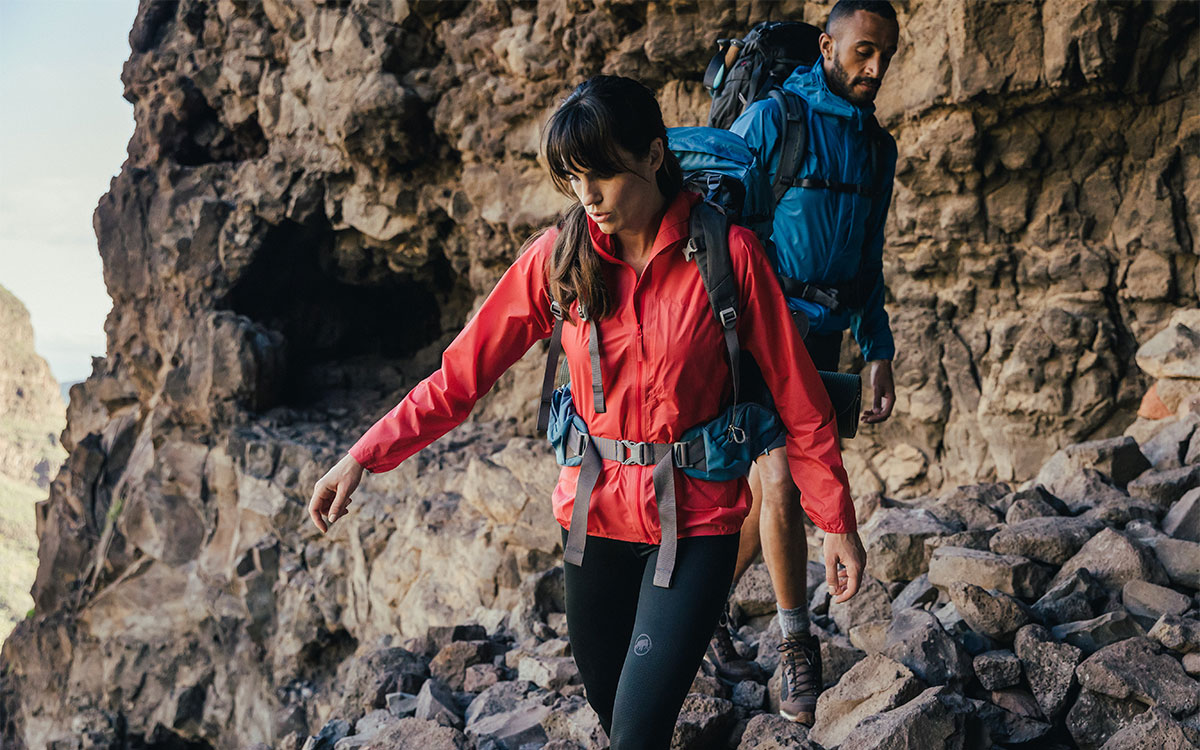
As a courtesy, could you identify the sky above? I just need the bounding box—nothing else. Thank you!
[0,0,140,385]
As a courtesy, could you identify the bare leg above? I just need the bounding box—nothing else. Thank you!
[756,447,807,610]
[733,465,765,583]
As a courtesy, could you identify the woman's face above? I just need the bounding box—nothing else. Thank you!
[566,139,665,237]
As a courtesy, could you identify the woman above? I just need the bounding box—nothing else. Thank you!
[309,75,863,749]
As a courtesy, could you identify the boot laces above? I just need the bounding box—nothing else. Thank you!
[778,637,819,694]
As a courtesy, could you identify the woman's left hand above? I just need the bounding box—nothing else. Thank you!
[823,531,866,603]
[861,359,895,424]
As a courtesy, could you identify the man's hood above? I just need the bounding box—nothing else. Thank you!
[782,62,876,131]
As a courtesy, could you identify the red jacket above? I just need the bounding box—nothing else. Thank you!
[350,191,856,542]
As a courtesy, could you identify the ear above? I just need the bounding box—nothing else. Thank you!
[819,32,835,63]
[647,137,665,172]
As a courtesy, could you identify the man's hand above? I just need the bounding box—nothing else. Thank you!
[824,531,866,604]
[309,453,366,533]
[861,359,895,424]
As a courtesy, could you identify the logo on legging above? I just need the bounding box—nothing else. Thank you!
[633,634,652,656]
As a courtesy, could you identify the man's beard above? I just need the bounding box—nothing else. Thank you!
[827,55,881,106]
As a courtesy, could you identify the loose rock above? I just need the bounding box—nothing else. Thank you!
[810,654,926,749]
[1122,580,1192,629]
[881,608,973,687]
[1014,624,1082,719]
[862,508,959,583]
[1050,610,1144,655]
[972,650,1022,690]
[989,516,1103,566]
[1075,637,1200,715]
[927,546,1050,599]
[1050,528,1169,593]
[1162,487,1200,541]
[1098,705,1200,750]
[948,582,1032,641]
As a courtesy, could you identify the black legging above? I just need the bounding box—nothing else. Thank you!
[562,528,739,749]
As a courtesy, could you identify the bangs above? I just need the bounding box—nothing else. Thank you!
[544,99,636,196]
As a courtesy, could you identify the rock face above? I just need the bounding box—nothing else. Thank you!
[0,286,66,643]
[2,1,1199,749]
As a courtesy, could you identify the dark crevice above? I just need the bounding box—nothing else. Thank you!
[220,216,449,407]
[159,78,267,166]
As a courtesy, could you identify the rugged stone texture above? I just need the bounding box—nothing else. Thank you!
[810,654,926,749]
[837,686,988,750]
[1035,436,1150,490]
[735,713,817,750]
[881,608,973,687]
[1099,706,1200,750]
[1066,689,1149,749]
[828,575,893,635]
[3,1,1199,748]
[862,507,959,583]
[1147,614,1200,654]
[973,650,1021,691]
[989,516,1104,566]
[1050,611,1144,655]
[0,286,66,642]
[1050,528,1170,592]
[927,546,1050,599]
[669,694,734,750]
[1032,568,1111,626]
[1075,637,1200,716]
[948,582,1032,641]
[1122,580,1191,630]
[1014,624,1083,720]
[1162,487,1200,541]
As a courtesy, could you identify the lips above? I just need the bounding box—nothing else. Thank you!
[589,212,612,223]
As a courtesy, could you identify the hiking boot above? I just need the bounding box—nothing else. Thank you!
[705,615,762,683]
[777,633,822,725]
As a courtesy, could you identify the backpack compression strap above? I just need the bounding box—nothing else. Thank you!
[768,90,808,204]
[536,301,565,433]
[685,201,742,407]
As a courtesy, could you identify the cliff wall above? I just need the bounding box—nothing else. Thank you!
[1,1,1196,747]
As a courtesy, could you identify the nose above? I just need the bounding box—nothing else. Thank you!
[576,176,602,207]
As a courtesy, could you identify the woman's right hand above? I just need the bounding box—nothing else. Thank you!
[308,453,366,533]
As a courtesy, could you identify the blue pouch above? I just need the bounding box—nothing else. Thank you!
[678,401,784,481]
[546,384,587,467]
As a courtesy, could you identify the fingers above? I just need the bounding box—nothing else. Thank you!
[832,561,862,604]
[308,482,332,533]
[327,480,352,525]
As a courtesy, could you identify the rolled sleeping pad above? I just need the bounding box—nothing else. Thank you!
[817,370,861,439]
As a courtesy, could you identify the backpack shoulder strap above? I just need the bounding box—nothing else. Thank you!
[767,89,807,204]
[686,201,742,405]
[535,300,565,433]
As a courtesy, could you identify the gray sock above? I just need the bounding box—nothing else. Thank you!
[777,603,810,639]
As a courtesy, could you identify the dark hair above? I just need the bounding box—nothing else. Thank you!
[539,76,683,322]
[826,0,898,33]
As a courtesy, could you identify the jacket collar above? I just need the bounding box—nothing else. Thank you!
[587,190,701,265]
[784,61,874,130]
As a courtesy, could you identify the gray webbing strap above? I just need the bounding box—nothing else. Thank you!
[588,318,606,413]
[536,302,565,432]
[652,452,678,588]
[560,426,706,588]
[564,437,603,568]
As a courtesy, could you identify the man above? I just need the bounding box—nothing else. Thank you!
[706,0,900,725]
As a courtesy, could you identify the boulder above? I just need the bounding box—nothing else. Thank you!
[1047,469,1135,514]
[1050,610,1144,655]
[1147,614,1200,654]
[810,654,926,749]
[1185,653,1200,678]
[359,718,470,750]
[922,528,997,563]
[430,641,492,691]
[921,486,1002,529]
[731,680,766,710]
[828,575,892,635]
[415,679,463,729]
[1032,568,1110,626]
[948,582,1032,641]
[815,626,867,688]
[988,516,1104,566]
[732,563,778,618]
[465,700,551,750]
[890,574,939,615]
[539,694,607,749]
[1122,580,1192,629]
[1127,465,1200,509]
[974,701,1052,745]
[1076,637,1200,715]
[335,647,429,718]
[386,692,419,718]
[1135,309,1200,379]
[1050,528,1169,593]
[1162,487,1200,541]
[464,681,547,728]
[1066,689,1149,749]
[848,621,889,654]
[927,546,1050,599]
[735,713,818,750]
[1098,705,1200,749]
[463,664,503,694]
[1139,418,1197,470]
[1004,493,1061,523]
[1014,624,1082,719]
[1146,536,1200,589]
[862,508,959,583]
[837,686,989,750]
[1035,436,1150,490]
[516,653,579,692]
[972,650,1022,690]
[669,693,735,750]
[881,608,973,687]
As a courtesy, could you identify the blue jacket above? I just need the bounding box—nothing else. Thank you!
[731,62,897,362]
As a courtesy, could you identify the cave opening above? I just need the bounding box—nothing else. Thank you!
[223,217,452,408]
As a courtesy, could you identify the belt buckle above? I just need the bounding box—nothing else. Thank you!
[618,439,645,465]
